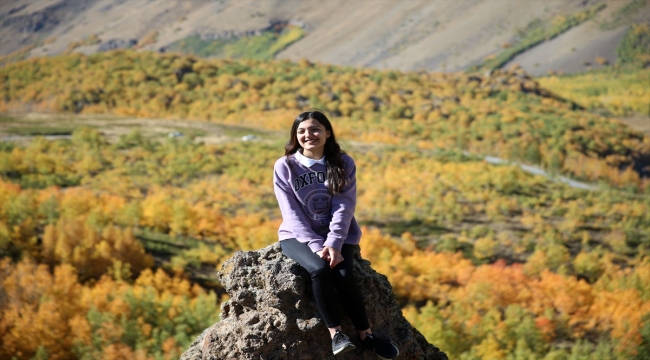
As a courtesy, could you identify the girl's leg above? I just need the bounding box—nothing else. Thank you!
[332,244,400,359]
[280,238,342,331]
[331,244,371,331]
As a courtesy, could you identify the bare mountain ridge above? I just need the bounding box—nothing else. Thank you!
[1,0,648,74]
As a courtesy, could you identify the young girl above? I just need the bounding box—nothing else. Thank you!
[273,110,399,359]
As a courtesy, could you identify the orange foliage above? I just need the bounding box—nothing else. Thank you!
[362,230,650,358]
[0,258,219,360]
[42,219,153,280]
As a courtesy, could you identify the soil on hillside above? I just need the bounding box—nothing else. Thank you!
[1,0,642,75]
[618,113,650,136]
[505,1,650,76]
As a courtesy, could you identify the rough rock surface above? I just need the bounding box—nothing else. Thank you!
[180,243,448,360]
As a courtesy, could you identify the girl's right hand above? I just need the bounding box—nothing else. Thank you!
[317,246,344,269]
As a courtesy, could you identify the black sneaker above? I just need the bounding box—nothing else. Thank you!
[361,333,399,360]
[332,330,356,356]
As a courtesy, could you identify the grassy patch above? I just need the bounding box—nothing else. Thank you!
[213,123,275,139]
[0,115,19,123]
[538,64,650,116]
[178,128,208,138]
[0,142,15,152]
[134,228,200,254]
[472,4,606,72]
[6,126,82,136]
[155,128,210,140]
[134,227,226,292]
[0,44,34,68]
[168,25,305,60]
[617,23,650,65]
[600,0,648,30]
[362,219,452,239]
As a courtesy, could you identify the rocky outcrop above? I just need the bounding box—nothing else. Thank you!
[98,38,138,51]
[181,243,447,360]
[1,0,97,34]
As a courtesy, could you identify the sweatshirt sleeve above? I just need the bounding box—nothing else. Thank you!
[273,158,325,252]
[323,155,357,251]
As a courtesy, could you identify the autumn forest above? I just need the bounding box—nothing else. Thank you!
[1,46,649,359]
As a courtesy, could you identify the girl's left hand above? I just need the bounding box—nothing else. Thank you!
[317,246,344,269]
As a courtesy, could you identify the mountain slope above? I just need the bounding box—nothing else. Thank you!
[1,0,647,74]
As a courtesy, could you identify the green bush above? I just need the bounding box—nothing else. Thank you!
[617,24,650,65]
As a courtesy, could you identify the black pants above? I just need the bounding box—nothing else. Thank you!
[280,238,370,330]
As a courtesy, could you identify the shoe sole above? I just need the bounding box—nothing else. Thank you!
[333,343,356,356]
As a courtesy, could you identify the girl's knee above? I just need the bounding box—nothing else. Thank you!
[310,262,331,279]
[333,269,357,286]
[333,268,353,279]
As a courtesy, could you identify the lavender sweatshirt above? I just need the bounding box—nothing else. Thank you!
[273,152,362,252]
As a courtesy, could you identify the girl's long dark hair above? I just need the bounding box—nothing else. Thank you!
[285,110,347,194]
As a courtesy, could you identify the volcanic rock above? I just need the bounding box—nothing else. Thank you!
[180,242,448,360]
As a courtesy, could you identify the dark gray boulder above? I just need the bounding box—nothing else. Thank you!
[180,243,448,360]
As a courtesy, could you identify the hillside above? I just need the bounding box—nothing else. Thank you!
[1,51,650,359]
[1,0,648,74]
[2,51,649,190]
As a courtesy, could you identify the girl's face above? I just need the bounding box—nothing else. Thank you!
[297,118,331,157]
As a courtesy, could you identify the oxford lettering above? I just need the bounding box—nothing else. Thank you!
[293,171,326,191]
